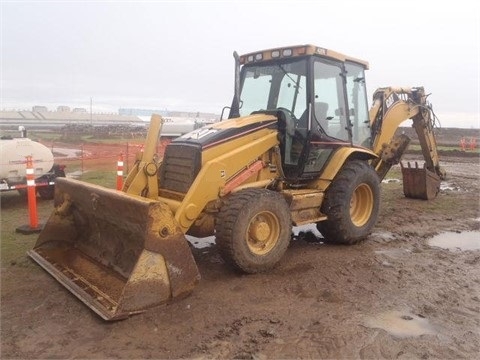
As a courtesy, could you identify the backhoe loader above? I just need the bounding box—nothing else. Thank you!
[29,44,446,320]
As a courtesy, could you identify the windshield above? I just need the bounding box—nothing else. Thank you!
[239,59,308,118]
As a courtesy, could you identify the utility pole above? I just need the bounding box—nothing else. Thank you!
[90,97,93,124]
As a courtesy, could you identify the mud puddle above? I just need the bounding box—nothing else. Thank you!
[375,248,411,258]
[364,310,436,338]
[428,231,480,251]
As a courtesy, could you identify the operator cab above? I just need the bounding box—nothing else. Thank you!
[229,45,371,181]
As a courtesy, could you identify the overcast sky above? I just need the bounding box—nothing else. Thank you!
[1,0,479,128]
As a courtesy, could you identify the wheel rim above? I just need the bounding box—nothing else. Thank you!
[350,183,374,227]
[246,211,280,255]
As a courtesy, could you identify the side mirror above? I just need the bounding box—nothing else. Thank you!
[220,106,231,121]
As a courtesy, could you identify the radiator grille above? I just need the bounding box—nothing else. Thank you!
[160,143,201,194]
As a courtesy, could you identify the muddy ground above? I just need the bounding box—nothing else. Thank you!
[1,151,479,359]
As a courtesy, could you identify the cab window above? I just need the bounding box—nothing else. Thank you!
[345,62,370,146]
[313,60,348,141]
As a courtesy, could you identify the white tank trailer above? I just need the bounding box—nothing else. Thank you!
[0,135,65,199]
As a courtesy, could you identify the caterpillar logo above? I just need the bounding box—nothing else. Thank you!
[385,93,400,110]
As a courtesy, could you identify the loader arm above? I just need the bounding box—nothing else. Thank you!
[368,86,445,199]
[122,114,163,199]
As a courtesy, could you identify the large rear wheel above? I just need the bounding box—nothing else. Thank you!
[215,188,292,273]
[317,160,380,244]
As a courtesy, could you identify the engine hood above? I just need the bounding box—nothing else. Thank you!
[171,113,278,150]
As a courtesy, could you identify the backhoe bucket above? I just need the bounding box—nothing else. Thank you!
[401,161,441,200]
[28,177,200,320]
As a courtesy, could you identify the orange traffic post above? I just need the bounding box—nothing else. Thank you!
[116,152,124,190]
[16,155,43,234]
[470,137,476,151]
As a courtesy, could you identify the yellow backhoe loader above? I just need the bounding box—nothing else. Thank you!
[28,45,446,320]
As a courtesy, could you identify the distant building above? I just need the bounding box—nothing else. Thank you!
[119,108,220,122]
[119,108,168,116]
[32,105,48,112]
[57,106,71,112]
[73,108,87,113]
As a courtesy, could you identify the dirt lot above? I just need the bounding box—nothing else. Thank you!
[1,147,479,359]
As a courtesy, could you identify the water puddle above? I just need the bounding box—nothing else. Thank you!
[186,235,215,249]
[293,224,322,236]
[382,178,400,184]
[53,147,91,159]
[66,170,88,179]
[365,310,436,338]
[428,231,480,251]
[381,177,465,192]
[440,181,463,192]
[186,225,325,249]
[371,231,396,242]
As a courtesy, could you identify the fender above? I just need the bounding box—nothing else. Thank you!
[310,147,377,191]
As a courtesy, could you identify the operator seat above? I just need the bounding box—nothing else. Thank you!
[314,102,329,131]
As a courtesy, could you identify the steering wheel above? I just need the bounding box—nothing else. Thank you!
[277,107,297,119]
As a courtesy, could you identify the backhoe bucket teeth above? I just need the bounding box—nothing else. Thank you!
[28,177,200,320]
[401,161,441,200]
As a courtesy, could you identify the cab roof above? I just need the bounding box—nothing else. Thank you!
[239,44,369,69]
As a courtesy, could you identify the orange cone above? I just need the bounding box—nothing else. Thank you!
[16,156,43,234]
[116,153,124,190]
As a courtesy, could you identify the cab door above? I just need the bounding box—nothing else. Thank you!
[302,59,350,176]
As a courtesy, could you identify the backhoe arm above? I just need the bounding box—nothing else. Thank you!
[409,95,446,180]
[368,87,445,199]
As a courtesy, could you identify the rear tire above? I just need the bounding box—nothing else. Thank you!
[317,160,379,244]
[215,188,292,273]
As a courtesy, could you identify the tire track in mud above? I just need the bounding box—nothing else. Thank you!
[189,316,283,359]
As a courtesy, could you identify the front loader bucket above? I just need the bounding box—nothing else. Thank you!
[400,161,441,200]
[28,177,200,320]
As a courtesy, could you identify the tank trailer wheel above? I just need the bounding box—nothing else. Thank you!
[317,160,380,245]
[215,188,292,274]
[37,185,55,200]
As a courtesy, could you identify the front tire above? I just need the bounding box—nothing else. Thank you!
[317,160,380,244]
[215,188,292,273]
